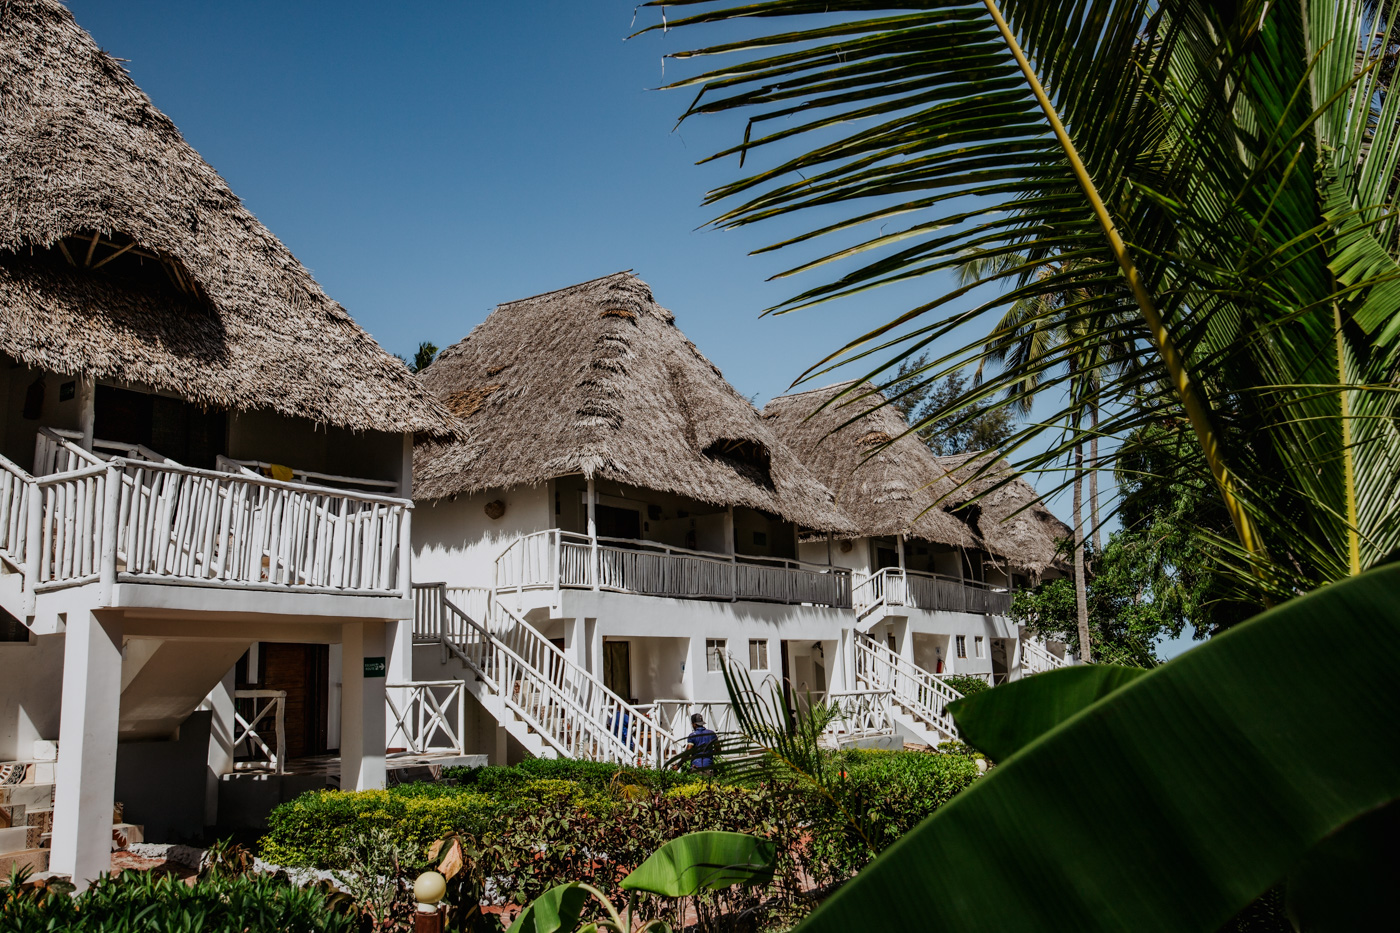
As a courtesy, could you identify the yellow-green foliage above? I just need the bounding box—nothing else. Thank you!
[260,787,495,868]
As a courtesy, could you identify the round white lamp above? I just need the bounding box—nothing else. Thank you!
[414,870,447,913]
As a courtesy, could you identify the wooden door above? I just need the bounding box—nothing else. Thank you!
[603,641,631,700]
[259,643,330,759]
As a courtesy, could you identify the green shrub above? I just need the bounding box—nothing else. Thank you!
[0,870,355,933]
[260,786,497,868]
[444,758,698,797]
[944,674,993,697]
[936,740,987,760]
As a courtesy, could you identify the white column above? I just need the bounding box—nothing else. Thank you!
[896,534,906,571]
[340,621,387,791]
[50,611,123,888]
[76,376,95,451]
[203,666,238,828]
[586,477,599,591]
[724,506,737,602]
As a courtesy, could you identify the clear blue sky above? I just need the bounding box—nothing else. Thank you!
[63,2,1196,656]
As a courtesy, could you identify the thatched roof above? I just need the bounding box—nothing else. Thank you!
[414,272,854,532]
[0,0,457,437]
[762,383,978,550]
[933,451,1071,575]
[764,382,1070,574]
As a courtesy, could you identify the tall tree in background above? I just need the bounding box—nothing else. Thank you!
[398,341,439,375]
[644,0,1400,616]
[887,357,1015,456]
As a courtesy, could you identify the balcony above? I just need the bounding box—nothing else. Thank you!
[0,428,411,621]
[854,566,1012,622]
[494,530,852,610]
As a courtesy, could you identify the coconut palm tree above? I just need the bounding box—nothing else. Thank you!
[639,0,1400,610]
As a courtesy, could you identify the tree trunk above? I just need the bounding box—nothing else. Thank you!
[1090,400,1102,554]
[1074,439,1092,663]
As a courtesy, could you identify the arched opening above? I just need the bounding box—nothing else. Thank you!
[703,437,773,489]
[23,230,206,304]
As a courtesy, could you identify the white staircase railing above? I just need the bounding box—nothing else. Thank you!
[413,583,683,766]
[0,457,34,575]
[1022,636,1069,674]
[853,635,963,742]
[386,680,466,755]
[824,688,897,742]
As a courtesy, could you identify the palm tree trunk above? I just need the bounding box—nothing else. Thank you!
[1074,439,1092,663]
[1090,400,1102,554]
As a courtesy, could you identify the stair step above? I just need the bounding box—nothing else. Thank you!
[0,847,48,875]
[0,783,53,808]
[0,824,40,855]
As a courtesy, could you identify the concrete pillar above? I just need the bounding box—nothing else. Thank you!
[386,614,413,739]
[202,667,238,828]
[562,618,585,670]
[50,611,123,888]
[340,621,387,791]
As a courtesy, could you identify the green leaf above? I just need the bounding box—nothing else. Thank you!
[506,883,592,933]
[620,831,776,897]
[795,563,1400,933]
[948,665,1147,761]
[1284,800,1400,932]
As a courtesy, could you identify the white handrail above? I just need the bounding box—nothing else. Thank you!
[1022,636,1068,674]
[227,457,399,491]
[386,680,466,755]
[823,689,896,742]
[854,566,1012,618]
[233,688,286,773]
[34,426,100,476]
[853,635,963,742]
[413,583,683,766]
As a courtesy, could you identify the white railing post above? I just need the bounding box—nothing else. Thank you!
[398,508,413,599]
[23,475,40,614]
[98,463,119,602]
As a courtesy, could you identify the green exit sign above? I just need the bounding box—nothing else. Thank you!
[364,657,386,678]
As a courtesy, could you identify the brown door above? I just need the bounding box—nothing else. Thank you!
[259,643,330,759]
[603,641,631,700]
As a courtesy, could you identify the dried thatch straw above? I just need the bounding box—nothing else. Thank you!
[764,381,1069,575]
[414,272,854,533]
[931,450,1071,576]
[764,382,979,550]
[0,0,458,437]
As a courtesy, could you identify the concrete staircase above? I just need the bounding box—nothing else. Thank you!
[1,758,147,877]
[0,758,145,877]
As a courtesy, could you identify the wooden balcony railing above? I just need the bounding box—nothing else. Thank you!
[495,530,852,609]
[0,447,412,606]
[854,566,1013,619]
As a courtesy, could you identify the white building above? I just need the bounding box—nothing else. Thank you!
[408,278,1074,764]
[0,0,458,886]
[410,272,869,763]
[764,383,1072,743]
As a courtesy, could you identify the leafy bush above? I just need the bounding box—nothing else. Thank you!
[444,757,699,798]
[260,786,496,868]
[944,674,993,697]
[936,740,987,760]
[0,869,355,933]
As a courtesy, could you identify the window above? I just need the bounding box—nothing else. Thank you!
[748,639,769,670]
[975,636,986,659]
[706,638,727,672]
[955,635,967,659]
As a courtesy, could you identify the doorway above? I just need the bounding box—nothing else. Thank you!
[603,641,631,699]
[595,505,641,541]
[251,643,330,759]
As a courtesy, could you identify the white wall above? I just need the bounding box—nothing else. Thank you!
[799,536,873,575]
[0,632,64,760]
[413,485,552,589]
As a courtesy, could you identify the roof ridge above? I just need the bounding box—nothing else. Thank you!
[497,270,637,308]
[768,378,866,401]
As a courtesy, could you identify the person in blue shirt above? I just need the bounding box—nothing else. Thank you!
[685,712,717,774]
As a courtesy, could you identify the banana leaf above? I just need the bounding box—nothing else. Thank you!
[797,563,1400,932]
[948,665,1147,761]
[506,883,592,933]
[620,831,776,897]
